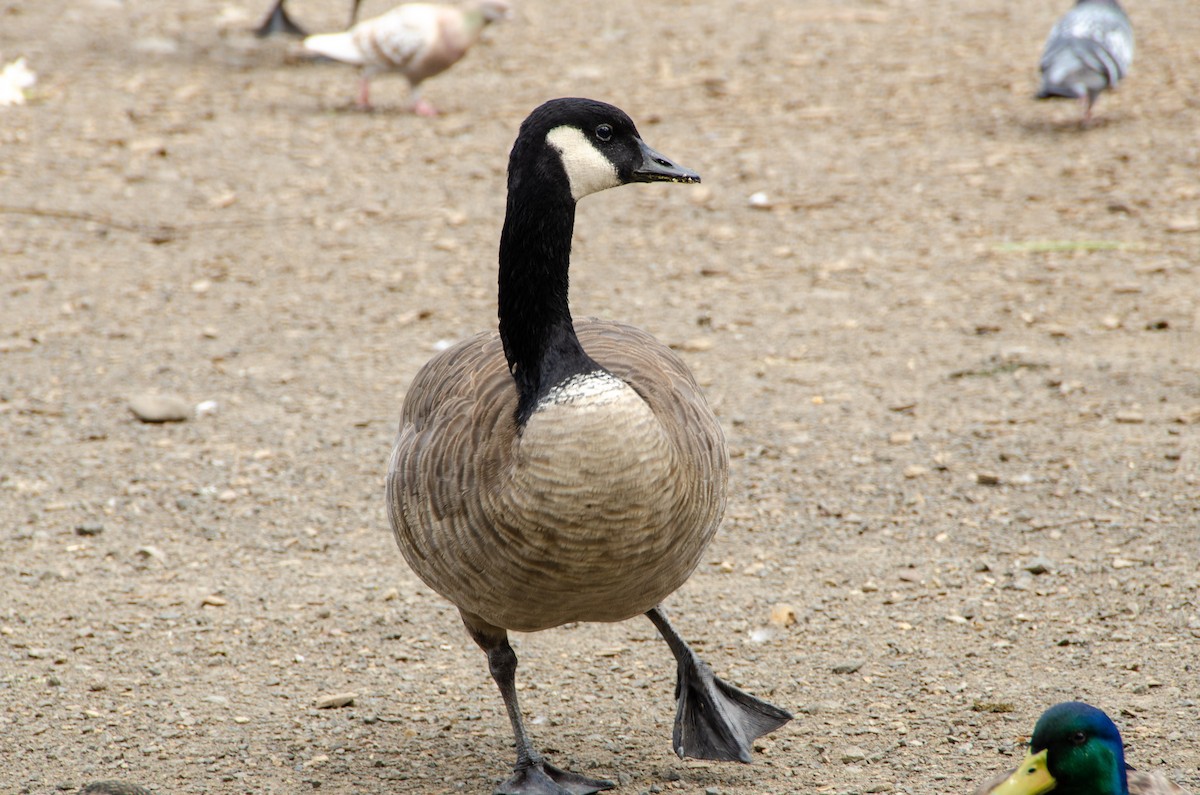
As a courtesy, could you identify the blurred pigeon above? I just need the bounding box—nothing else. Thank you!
[1037,0,1133,121]
[302,0,511,114]
[254,0,364,38]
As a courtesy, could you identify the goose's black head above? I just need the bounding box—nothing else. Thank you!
[991,702,1129,795]
[507,97,700,204]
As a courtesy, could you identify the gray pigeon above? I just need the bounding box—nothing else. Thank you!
[1037,0,1134,121]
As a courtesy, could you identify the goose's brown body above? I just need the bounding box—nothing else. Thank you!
[387,318,726,633]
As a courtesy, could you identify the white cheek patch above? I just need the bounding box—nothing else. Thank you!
[546,126,621,200]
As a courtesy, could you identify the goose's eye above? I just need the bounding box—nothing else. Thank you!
[595,124,613,142]
[1071,731,1087,746]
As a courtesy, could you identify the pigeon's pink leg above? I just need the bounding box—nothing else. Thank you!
[356,76,372,110]
[412,98,439,117]
[409,88,438,117]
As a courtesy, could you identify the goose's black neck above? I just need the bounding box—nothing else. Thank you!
[497,153,599,425]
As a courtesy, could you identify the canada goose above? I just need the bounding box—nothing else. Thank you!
[386,98,792,794]
[253,0,363,38]
[1037,0,1133,122]
[302,0,510,113]
[975,702,1190,795]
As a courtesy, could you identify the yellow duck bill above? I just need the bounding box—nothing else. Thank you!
[991,749,1057,795]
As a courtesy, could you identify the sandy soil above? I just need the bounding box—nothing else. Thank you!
[2,0,1199,793]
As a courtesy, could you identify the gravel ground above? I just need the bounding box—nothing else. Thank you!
[2,0,1198,793]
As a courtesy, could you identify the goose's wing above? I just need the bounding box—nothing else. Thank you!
[395,330,512,431]
[387,331,517,590]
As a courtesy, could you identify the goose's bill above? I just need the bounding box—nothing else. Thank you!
[990,749,1057,795]
[633,140,701,184]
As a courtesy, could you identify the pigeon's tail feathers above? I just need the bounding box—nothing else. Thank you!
[304,31,367,65]
[1038,0,1133,98]
[1038,37,1125,99]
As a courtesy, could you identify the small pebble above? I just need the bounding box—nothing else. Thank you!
[747,191,772,209]
[133,36,179,55]
[1166,216,1200,233]
[840,746,867,763]
[689,185,713,206]
[832,661,864,675]
[316,692,357,709]
[769,603,797,627]
[129,394,191,423]
[748,627,774,644]
[135,546,166,564]
[1006,572,1033,591]
[673,338,714,353]
[1023,556,1054,575]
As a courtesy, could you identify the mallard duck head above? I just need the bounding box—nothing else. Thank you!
[991,702,1129,795]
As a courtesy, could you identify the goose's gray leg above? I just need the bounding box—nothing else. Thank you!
[461,612,615,795]
[254,0,307,38]
[646,605,792,763]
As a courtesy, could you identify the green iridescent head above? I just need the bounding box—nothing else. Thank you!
[992,702,1129,795]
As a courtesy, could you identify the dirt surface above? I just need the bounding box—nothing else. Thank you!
[2,0,1199,793]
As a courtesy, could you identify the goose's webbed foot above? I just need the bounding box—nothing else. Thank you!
[496,760,614,795]
[254,0,307,38]
[646,606,792,762]
[671,652,793,761]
